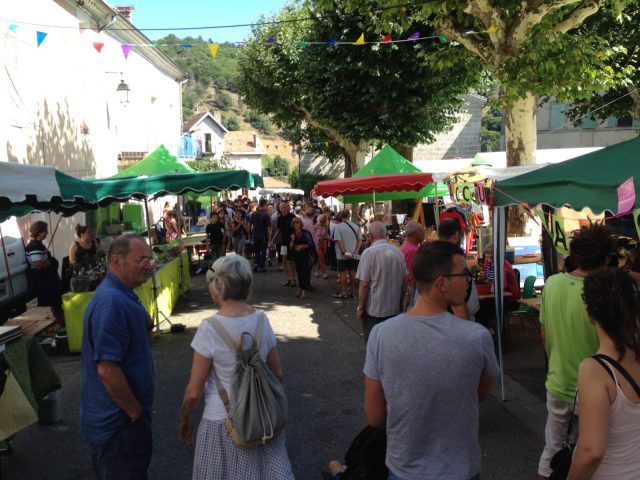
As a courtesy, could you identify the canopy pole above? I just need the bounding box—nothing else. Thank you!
[434,182,439,229]
[493,206,507,401]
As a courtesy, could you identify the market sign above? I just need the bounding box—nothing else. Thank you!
[535,207,569,255]
[448,182,488,205]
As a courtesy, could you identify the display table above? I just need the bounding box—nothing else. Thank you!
[63,251,191,353]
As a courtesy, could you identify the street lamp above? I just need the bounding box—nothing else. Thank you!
[116,79,130,104]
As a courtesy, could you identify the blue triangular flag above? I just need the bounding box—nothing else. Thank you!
[36,31,47,47]
[326,39,337,46]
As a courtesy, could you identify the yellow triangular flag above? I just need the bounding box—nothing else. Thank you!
[353,33,365,45]
[487,25,497,33]
[208,44,219,59]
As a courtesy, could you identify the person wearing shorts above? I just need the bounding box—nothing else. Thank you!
[332,209,361,299]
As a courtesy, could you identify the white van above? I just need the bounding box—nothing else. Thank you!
[0,219,33,322]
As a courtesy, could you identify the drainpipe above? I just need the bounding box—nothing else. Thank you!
[178,78,188,134]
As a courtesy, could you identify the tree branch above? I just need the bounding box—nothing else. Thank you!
[437,18,495,65]
[512,0,584,42]
[553,1,601,33]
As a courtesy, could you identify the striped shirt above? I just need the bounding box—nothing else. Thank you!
[356,239,407,317]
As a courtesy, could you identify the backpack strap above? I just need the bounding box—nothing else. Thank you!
[205,316,236,413]
[593,354,640,397]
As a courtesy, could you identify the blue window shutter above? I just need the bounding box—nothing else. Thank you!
[581,115,597,129]
[633,119,640,127]
[606,116,617,128]
[550,103,566,130]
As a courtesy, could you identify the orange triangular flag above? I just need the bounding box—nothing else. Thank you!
[208,44,219,59]
[381,34,392,43]
[93,42,104,53]
[353,33,365,45]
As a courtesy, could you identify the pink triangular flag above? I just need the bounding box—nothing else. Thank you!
[93,42,104,53]
[617,177,635,214]
[121,44,132,59]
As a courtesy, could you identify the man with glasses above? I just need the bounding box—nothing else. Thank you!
[81,235,155,479]
[364,241,499,480]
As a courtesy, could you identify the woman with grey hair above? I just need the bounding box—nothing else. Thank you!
[178,254,294,479]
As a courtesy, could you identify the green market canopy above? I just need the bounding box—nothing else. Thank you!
[341,145,447,203]
[493,136,640,214]
[91,170,254,203]
[0,162,98,222]
[114,145,194,177]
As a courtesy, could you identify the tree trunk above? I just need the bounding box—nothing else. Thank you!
[391,144,414,162]
[342,141,370,177]
[504,93,537,166]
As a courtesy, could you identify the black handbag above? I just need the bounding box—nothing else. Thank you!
[549,391,577,480]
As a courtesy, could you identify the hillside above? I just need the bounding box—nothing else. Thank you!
[156,36,293,163]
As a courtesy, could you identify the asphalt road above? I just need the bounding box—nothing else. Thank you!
[2,262,546,479]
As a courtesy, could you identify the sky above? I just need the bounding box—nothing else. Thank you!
[119,0,287,43]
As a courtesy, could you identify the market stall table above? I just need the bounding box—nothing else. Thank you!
[4,308,57,336]
[62,251,191,353]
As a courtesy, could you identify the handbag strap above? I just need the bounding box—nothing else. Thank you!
[344,221,359,241]
[593,354,640,397]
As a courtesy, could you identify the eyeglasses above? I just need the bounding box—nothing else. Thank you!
[443,268,472,280]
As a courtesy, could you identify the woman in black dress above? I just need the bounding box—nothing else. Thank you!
[289,217,315,299]
[25,221,65,327]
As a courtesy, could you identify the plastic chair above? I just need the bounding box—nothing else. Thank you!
[508,275,539,336]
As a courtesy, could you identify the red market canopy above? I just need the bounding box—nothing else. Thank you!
[313,173,435,199]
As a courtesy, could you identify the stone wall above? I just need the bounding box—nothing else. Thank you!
[411,96,484,161]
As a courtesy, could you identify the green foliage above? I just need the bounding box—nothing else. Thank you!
[221,112,240,131]
[270,155,290,177]
[214,91,233,111]
[244,110,275,134]
[237,2,482,173]
[190,157,231,172]
[325,0,636,164]
[289,167,333,195]
[565,4,639,123]
[261,155,272,176]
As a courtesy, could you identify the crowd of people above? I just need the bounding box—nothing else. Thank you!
[69,197,640,480]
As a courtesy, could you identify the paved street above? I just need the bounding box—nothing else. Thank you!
[2,262,546,479]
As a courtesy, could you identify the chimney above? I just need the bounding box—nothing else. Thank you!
[213,111,222,124]
[115,5,135,22]
[253,132,258,148]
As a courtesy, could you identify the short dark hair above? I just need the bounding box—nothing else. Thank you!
[29,221,48,238]
[259,198,268,207]
[412,241,464,293]
[340,209,351,220]
[437,218,461,240]
[583,267,640,361]
[569,224,615,270]
[108,234,145,262]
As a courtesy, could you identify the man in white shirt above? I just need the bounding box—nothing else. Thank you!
[356,221,407,341]
[332,209,361,299]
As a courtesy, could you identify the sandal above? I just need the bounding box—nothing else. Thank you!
[332,293,350,299]
[283,280,293,286]
[288,280,297,287]
[323,273,329,279]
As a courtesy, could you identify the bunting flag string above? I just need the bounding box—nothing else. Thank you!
[4,18,498,59]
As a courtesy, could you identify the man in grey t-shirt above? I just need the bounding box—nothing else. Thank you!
[364,241,499,480]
